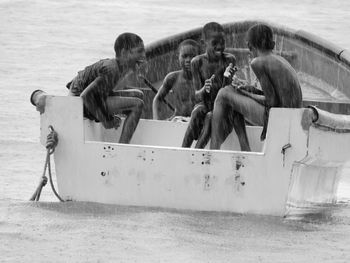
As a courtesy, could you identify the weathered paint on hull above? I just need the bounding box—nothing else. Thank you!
[40,96,348,216]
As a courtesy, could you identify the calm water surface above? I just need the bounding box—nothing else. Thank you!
[1,0,350,262]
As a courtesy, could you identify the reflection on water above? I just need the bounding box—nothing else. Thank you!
[284,201,350,227]
[285,203,338,221]
[2,173,350,262]
[338,162,350,201]
[285,162,350,219]
[2,199,350,262]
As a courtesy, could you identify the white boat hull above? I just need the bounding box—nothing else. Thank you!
[40,96,349,216]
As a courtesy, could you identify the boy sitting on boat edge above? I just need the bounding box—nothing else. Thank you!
[32,32,147,144]
[210,23,303,151]
[181,22,237,149]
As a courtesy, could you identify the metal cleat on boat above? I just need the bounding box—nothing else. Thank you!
[30,89,47,114]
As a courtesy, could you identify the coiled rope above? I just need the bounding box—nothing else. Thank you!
[30,125,64,202]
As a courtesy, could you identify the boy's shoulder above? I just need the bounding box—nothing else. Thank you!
[164,70,182,83]
[165,70,182,79]
[93,57,116,68]
[251,53,284,68]
[190,54,208,70]
[250,57,267,75]
[250,56,267,67]
[191,53,208,63]
[98,58,119,76]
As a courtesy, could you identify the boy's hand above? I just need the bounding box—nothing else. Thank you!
[224,63,238,79]
[203,74,215,93]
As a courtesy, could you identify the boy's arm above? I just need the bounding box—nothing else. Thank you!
[238,84,264,95]
[152,73,175,120]
[191,58,205,102]
[250,59,279,141]
[238,89,266,105]
[248,59,278,107]
[222,55,237,87]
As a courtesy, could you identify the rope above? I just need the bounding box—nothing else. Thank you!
[30,125,65,202]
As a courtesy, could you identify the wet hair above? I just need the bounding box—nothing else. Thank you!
[114,33,143,56]
[202,22,224,40]
[247,24,275,50]
[178,39,200,52]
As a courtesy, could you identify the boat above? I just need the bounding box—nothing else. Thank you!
[33,20,350,216]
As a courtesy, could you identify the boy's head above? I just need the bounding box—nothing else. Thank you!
[178,39,200,72]
[114,32,146,69]
[247,24,275,53]
[202,22,225,59]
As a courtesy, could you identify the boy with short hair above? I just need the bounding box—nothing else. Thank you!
[210,23,303,151]
[181,22,236,148]
[67,32,146,144]
[152,39,201,120]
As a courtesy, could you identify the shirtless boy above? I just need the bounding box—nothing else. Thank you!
[67,32,146,144]
[210,23,303,151]
[181,22,236,148]
[152,39,200,120]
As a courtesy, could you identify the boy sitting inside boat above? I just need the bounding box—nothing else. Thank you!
[66,33,146,144]
[181,22,237,148]
[152,39,200,121]
[210,23,303,151]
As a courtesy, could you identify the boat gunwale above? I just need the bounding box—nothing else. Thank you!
[83,139,266,156]
[145,20,350,68]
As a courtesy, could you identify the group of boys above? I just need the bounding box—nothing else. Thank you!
[154,22,302,150]
[34,22,302,151]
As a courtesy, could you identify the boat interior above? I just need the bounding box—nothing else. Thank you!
[135,20,350,120]
[84,118,265,152]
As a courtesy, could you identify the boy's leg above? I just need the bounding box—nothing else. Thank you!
[210,86,264,151]
[210,89,234,150]
[181,104,207,147]
[106,96,144,144]
[195,112,212,149]
[232,112,250,151]
[78,79,115,124]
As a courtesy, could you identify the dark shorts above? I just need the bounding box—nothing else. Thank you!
[67,80,110,122]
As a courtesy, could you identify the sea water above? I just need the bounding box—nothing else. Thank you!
[1,0,350,262]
